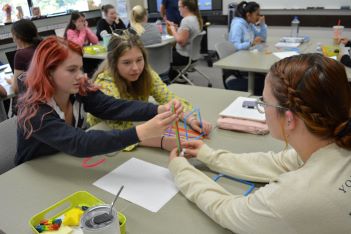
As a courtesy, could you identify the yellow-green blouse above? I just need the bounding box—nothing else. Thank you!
[87,69,193,150]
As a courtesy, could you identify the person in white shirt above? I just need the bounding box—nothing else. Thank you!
[168,53,351,233]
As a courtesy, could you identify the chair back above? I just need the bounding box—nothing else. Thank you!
[145,41,173,75]
[188,31,206,61]
[214,41,236,59]
[0,116,17,174]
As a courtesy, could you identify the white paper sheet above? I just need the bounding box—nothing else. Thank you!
[219,97,266,122]
[93,158,179,212]
[275,42,300,48]
[273,51,300,59]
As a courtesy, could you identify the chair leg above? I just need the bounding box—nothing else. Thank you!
[194,67,212,87]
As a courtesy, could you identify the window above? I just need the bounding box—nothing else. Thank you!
[0,1,31,24]
[31,0,101,16]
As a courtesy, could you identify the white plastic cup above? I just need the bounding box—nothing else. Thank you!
[102,34,112,48]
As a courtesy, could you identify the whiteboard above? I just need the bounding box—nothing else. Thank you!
[223,0,351,10]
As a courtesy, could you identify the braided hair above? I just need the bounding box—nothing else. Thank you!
[269,53,351,150]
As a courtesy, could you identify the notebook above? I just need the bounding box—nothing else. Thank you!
[219,97,266,122]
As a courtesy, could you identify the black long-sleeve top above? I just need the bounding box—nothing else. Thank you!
[95,18,126,41]
[15,90,158,165]
[340,41,351,68]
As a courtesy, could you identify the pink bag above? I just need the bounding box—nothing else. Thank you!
[217,117,269,135]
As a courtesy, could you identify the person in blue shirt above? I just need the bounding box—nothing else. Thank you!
[228,1,267,51]
[160,0,182,26]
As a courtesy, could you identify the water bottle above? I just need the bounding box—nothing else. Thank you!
[290,16,300,37]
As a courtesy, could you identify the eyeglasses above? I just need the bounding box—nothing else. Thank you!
[255,96,289,114]
[113,27,137,36]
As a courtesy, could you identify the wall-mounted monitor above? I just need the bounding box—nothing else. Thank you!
[147,0,222,15]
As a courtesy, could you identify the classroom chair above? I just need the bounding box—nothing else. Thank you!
[0,116,17,174]
[214,41,238,89]
[145,41,173,83]
[171,31,213,87]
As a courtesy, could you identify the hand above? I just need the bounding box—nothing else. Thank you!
[338,37,349,45]
[158,99,183,116]
[181,140,205,158]
[257,15,265,25]
[162,136,184,151]
[136,111,178,141]
[188,118,212,135]
[85,20,89,27]
[253,36,263,46]
[5,76,13,85]
[169,148,180,161]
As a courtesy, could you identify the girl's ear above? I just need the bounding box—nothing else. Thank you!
[285,110,296,130]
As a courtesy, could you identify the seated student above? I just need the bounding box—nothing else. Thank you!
[16,36,183,165]
[10,19,42,92]
[227,1,267,94]
[338,37,351,67]
[87,32,212,151]
[96,4,126,41]
[130,5,161,46]
[64,11,98,47]
[228,1,267,51]
[167,0,203,80]
[168,54,351,233]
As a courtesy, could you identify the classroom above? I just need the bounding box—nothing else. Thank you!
[0,0,351,233]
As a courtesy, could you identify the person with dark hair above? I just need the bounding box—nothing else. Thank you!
[229,1,267,50]
[168,53,351,233]
[337,37,351,67]
[168,0,203,80]
[64,11,98,47]
[11,19,42,93]
[96,4,126,41]
[160,0,182,26]
[16,36,183,165]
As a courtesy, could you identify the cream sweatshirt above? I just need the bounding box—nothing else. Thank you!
[169,143,351,234]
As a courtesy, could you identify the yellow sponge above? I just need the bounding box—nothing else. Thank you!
[63,208,84,226]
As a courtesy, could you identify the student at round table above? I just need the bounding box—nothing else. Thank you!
[64,11,98,47]
[228,1,267,51]
[130,5,161,46]
[167,0,203,80]
[87,31,212,151]
[11,19,42,93]
[168,53,351,233]
[15,36,183,165]
[96,4,126,41]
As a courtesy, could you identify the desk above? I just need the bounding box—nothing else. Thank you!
[214,37,351,94]
[0,64,14,121]
[0,84,284,234]
[83,35,176,60]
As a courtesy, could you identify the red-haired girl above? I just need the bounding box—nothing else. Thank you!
[15,36,182,165]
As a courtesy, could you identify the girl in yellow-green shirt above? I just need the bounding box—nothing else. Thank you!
[87,31,212,151]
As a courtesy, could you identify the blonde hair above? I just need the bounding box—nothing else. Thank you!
[130,5,147,35]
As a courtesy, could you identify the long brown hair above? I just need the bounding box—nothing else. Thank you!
[93,31,152,100]
[269,53,351,150]
[180,0,203,30]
